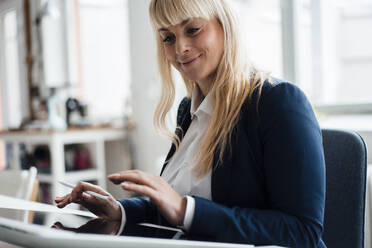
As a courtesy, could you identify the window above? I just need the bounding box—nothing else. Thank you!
[233,0,283,78]
[300,0,372,106]
[73,0,131,122]
[234,0,372,111]
[0,1,24,169]
[0,9,22,129]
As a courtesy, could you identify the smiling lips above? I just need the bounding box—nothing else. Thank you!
[179,54,202,66]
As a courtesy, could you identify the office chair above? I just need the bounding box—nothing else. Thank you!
[0,166,38,223]
[322,129,367,248]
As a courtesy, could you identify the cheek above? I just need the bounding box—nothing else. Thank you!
[164,46,182,70]
[211,35,224,60]
[164,46,175,63]
[199,33,223,65]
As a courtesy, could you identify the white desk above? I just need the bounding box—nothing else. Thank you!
[0,128,126,201]
[0,217,283,248]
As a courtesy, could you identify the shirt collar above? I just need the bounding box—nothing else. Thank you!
[190,85,214,119]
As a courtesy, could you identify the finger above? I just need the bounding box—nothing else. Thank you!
[121,182,157,199]
[108,170,146,184]
[109,170,158,189]
[56,195,72,208]
[55,194,70,203]
[79,191,105,206]
[71,181,109,203]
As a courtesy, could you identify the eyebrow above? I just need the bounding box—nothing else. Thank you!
[158,19,190,32]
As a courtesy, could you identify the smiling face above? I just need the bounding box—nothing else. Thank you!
[159,18,224,88]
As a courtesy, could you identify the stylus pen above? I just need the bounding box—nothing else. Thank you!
[58,181,109,201]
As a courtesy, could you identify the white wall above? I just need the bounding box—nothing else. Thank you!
[128,0,166,175]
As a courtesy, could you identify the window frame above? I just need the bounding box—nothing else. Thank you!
[281,0,372,115]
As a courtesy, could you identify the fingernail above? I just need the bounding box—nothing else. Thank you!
[108,173,120,178]
[121,182,129,187]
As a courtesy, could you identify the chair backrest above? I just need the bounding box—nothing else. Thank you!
[0,167,38,222]
[322,129,367,248]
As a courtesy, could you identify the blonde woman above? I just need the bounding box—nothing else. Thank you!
[56,0,326,247]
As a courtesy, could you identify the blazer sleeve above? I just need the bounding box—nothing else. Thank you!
[188,82,326,247]
[118,197,157,225]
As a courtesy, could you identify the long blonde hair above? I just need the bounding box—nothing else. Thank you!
[149,0,268,177]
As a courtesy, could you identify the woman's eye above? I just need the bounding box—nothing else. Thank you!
[163,35,175,43]
[187,28,200,34]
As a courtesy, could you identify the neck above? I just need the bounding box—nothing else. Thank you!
[196,72,216,97]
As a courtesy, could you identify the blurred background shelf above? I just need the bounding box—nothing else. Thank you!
[0,127,131,202]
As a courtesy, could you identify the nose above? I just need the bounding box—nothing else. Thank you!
[175,36,190,56]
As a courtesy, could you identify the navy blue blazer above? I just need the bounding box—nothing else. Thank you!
[119,79,326,247]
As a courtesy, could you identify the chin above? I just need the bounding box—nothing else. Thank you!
[182,72,206,82]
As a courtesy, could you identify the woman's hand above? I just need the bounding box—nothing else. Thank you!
[108,170,187,227]
[54,181,122,221]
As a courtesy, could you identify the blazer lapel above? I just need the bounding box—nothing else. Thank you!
[160,99,192,175]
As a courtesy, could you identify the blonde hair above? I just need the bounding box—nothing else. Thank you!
[149,0,269,177]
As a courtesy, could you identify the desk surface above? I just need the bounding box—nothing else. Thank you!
[0,217,282,248]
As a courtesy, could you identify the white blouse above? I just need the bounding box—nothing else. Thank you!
[161,86,214,230]
[118,85,213,233]
[161,85,213,200]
